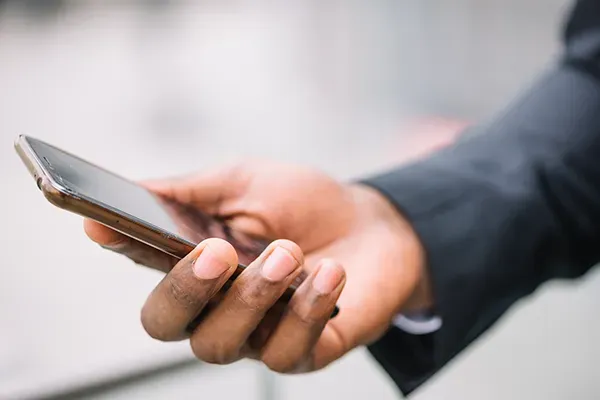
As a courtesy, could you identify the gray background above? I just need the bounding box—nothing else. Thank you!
[1,0,598,399]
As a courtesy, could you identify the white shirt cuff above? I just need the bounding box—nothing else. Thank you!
[392,313,442,335]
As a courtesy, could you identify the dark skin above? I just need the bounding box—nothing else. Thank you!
[85,161,430,373]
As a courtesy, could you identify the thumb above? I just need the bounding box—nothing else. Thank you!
[141,163,251,214]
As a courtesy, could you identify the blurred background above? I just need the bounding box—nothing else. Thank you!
[1,0,598,399]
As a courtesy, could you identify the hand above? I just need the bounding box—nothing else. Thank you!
[84,161,427,373]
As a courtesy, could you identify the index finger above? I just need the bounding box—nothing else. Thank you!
[83,219,178,273]
[141,238,239,342]
[84,218,126,247]
[140,163,250,215]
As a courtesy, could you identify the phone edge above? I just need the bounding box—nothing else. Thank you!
[15,135,194,259]
[14,135,339,318]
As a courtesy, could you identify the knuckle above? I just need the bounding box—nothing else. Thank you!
[228,160,253,181]
[231,283,265,312]
[217,161,253,201]
[287,296,325,325]
[166,276,196,307]
[227,277,282,314]
[224,267,275,306]
[287,268,343,323]
[231,158,265,172]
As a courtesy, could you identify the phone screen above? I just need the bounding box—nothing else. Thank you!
[26,137,267,265]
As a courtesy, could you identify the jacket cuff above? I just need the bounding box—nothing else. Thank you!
[360,134,542,393]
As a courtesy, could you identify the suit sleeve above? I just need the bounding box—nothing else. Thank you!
[363,0,600,395]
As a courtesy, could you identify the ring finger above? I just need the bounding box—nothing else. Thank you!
[259,259,346,373]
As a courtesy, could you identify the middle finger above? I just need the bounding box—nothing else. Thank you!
[189,239,304,364]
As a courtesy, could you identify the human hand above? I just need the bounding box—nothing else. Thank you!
[84,161,426,372]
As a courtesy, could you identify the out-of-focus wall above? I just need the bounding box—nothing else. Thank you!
[2,1,598,399]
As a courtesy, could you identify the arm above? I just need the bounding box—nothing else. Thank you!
[364,0,600,394]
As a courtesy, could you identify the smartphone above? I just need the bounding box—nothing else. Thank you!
[15,135,338,317]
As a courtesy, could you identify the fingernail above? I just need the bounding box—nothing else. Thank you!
[312,260,345,295]
[193,246,231,279]
[261,247,300,282]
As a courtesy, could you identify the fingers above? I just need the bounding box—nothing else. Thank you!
[141,163,251,214]
[140,238,238,341]
[84,219,178,272]
[136,235,346,371]
[84,218,124,246]
[189,240,304,364]
[259,259,346,373]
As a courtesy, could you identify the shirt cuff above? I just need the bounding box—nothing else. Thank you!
[393,313,443,335]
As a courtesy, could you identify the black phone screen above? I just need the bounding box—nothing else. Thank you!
[26,137,267,264]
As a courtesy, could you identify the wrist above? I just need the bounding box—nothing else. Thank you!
[349,183,433,313]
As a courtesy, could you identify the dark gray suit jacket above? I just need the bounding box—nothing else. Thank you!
[364,0,600,396]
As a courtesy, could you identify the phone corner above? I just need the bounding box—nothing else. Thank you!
[13,134,27,149]
[40,179,70,208]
